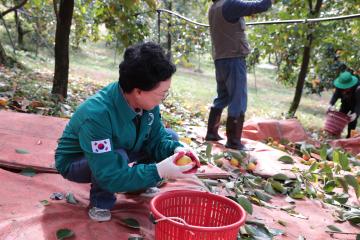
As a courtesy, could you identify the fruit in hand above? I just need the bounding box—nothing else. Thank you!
[176,155,193,166]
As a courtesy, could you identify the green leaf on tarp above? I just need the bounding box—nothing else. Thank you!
[319,145,328,160]
[309,162,319,172]
[254,189,272,202]
[272,173,289,181]
[344,175,360,199]
[305,183,316,198]
[237,196,253,215]
[332,150,341,164]
[264,182,276,195]
[227,195,238,203]
[324,180,336,193]
[268,228,285,236]
[20,168,36,177]
[121,218,140,229]
[205,143,212,158]
[231,151,247,161]
[56,228,74,240]
[244,224,272,240]
[327,225,342,232]
[40,200,50,206]
[333,193,349,205]
[289,189,305,199]
[65,193,78,205]
[335,177,349,193]
[278,155,294,164]
[342,209,360,224]
[15,148,29,154]
[339,154,350,171]
[212,152,223,161]
[271,180,286,194]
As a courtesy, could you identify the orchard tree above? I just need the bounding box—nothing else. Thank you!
[52,0,74,99]
[51,0,158,99]
[0,0,28,65]
[157,0,211,66]
[247,0,360,116]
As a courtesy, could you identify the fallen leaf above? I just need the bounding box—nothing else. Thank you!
[40,200,50,206]
[15,148,30,154]
[278,155,294,164]
[120,218,140,229]
[20,168,36,177]
[326,225,342,232]
[56,228,74,240]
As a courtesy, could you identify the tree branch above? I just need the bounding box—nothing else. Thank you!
[53,0,59,22]
[314,0,323,14]
[308,0,313,13]
[0,0,28,18]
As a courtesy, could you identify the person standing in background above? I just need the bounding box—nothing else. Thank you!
[205,0,273,150]
[328,70,360,138]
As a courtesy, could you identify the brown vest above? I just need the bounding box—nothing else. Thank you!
[209,0,250,60]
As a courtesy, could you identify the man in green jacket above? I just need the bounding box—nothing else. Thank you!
[55,42,199,222]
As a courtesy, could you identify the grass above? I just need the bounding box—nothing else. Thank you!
[170,55,332,131]
[2,38,337,132]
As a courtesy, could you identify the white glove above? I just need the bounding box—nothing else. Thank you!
[348,112,357,122]
[327,105,336,112]
[156,152,195,180]
[175,146,201,170]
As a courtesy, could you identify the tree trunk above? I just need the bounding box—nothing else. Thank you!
[287,0,323,117]
[51,0,74,99]
[14,10,24,48]
[0,41,9,65]
[166,1,172,58]
[288,34,313,116]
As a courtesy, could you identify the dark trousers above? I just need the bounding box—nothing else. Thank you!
[213,57,247,117]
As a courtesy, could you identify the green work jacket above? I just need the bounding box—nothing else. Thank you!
[55,82,182,193]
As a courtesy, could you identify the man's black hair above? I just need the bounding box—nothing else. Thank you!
[119,42,176,93]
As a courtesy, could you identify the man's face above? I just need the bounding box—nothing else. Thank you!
[136,78,171,110]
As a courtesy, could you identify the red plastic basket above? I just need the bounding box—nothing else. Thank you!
[150,190,246,240]
[324,111,351,136]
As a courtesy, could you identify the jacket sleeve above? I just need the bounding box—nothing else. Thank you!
[78,118,161,193]
[329,88,340,106]
[223,0,272,22]
[143,107,182,162]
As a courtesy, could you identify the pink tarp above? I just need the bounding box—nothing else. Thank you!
[1,111,360,239]
[0,111,67,172]
[242,118,308,142]
[330,135,360,155]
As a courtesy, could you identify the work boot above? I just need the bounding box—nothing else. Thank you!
[205,107,223,141]
[225,115,253,151]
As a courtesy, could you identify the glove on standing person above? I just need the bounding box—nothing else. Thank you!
[156,152,195,179]
[347,112,357,122]
[327,105,336,112]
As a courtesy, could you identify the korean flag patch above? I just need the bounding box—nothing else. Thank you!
[91,139,111,153]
